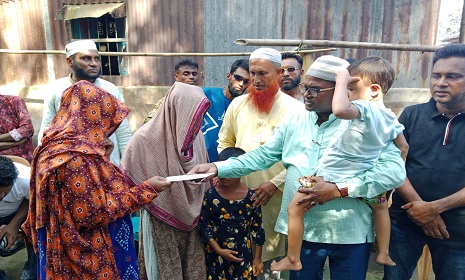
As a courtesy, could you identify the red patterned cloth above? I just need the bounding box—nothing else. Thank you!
[23,81,157,280]
[0,94,34,162]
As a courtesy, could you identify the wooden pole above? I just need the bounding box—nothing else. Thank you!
[235,39,440,52]
[0,48,336,56]
[460,0,465,43]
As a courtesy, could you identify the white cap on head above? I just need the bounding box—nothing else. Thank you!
[65,40,98,58]
[305,55,350,82]
[249,48,282,64]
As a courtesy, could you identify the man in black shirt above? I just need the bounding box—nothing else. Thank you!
[384,43,465,279]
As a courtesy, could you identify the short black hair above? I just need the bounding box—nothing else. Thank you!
[218,147,246,161]
[175,59,199,71]
[0,156,19,187]
[433,43,465,66]
[347,56,395,94]
[281,52,303,68]
[230,59,249,74]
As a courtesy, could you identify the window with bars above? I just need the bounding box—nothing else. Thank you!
[58,3,128,76]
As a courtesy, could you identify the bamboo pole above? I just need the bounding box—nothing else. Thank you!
[235,39,440,52]
[0,48,336,56]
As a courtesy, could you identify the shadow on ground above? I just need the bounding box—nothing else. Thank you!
[2,248,433,279]
[1,247,26,279]
[323,251,434,280]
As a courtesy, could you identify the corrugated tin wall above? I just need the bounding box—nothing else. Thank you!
[124,0,203,86]
[0,0,48,85]
[0,0,440,88]
[203,0,440,88]
[47,0,203,86]
[47,0,129,85]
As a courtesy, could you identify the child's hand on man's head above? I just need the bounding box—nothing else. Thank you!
[336,69,360,86]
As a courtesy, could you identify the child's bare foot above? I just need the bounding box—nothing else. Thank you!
[376,252,396,266]
[270,256,302,271]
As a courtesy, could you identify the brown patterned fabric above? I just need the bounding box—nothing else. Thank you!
[141,216,206,280]
[122,82,211,229]
[23,81,158,279]
[122,82,210,279]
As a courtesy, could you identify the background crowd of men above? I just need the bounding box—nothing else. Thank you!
[0,40,464,280]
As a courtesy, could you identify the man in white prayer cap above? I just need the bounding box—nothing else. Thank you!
[190,55,405,279]
[216,47,305,279]
[38,40,132,166]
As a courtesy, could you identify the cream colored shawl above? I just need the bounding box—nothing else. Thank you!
[122,82,211,230]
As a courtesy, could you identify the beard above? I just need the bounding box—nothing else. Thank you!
[73,64,101,81]
[281,75,301,91]
[247,80,280,114]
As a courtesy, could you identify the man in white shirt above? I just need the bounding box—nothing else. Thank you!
[38,40,132,166]
[0,156,36,280]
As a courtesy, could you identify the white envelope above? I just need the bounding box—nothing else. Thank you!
[165,173,215,182]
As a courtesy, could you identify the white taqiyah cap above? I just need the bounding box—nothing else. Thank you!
[249,48,282,64]
[305,55,350,82]
[65,40,98,58]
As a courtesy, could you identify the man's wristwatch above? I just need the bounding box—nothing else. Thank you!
[335,182,349,198]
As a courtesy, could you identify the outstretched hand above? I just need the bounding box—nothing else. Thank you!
[147,176,172,192]
[188,163,218,182]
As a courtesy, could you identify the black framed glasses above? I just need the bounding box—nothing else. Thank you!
[280,67,300,74]
[233,74,250,85]
[298,83,335,97]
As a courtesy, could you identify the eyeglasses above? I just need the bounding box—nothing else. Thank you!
[280,67,301,74]
[233,74,250,85]
[298,83,335,97]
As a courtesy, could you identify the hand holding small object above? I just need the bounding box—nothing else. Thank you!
[147,176,172,192]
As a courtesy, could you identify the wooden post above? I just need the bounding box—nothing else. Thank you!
[460,1,465,43]
[298,44,316,72]
[300,52,314,73]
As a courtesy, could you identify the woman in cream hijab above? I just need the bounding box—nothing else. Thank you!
[122,82,211,280]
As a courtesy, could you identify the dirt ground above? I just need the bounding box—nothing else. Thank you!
[1,248,434,280]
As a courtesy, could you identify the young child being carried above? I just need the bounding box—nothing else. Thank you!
[271,56,408,272]
[198,147,265,279]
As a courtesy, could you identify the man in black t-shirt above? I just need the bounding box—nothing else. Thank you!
[384,43,465,279]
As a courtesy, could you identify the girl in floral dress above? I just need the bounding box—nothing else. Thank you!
[199,147,265,280]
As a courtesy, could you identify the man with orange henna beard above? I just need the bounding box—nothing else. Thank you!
[217,48,305,280]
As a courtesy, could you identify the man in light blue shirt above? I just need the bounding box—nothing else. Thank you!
[190,55,405,279]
